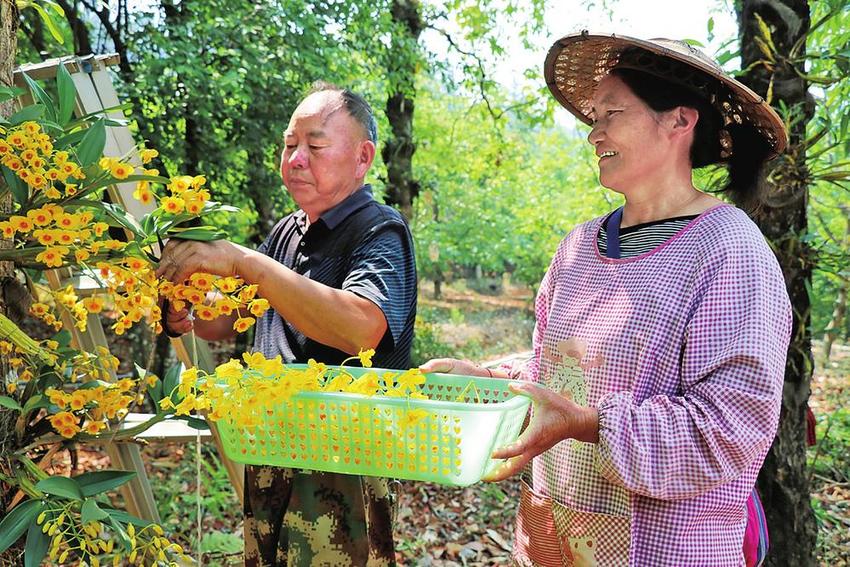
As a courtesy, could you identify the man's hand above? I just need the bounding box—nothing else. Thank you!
[483,382,599,482]
[155,239,248,284]
[163,298,193,336]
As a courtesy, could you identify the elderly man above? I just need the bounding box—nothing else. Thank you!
[157,83,417,566]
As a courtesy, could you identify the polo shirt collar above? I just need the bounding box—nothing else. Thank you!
[318,185,374,230]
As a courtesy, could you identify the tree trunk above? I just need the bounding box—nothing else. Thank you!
[737,2,817,565]
[381,0,423,220]
[1,5,25,565]
[821,206,850,365]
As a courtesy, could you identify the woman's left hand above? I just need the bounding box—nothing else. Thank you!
[483,382,599,482]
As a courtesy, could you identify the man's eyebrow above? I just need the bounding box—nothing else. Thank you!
[283,129,328,139]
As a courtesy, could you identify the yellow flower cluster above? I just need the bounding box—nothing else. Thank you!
[27,254,161,336]
[1,339,49,394]
[0,203,117,269]
[93,258,162,335]
[45,376,141,438]
[36,506,188,566]
[132,169,210,214]
[158,272,269,333]
[161,349,430,429]
[0,121,85,198]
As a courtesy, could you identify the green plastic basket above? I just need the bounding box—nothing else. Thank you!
[213,366,531,486]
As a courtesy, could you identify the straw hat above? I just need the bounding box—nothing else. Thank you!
[544,31,787,160]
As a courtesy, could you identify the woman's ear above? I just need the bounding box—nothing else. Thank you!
[672,106,699,134]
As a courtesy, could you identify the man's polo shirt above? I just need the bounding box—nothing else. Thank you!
[252,185,417,370]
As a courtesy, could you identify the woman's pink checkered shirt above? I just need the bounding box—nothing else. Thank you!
[516,205,791,566]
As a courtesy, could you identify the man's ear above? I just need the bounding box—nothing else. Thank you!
[356,140,376,179]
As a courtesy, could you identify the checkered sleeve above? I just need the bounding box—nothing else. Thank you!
[594,230,791,501]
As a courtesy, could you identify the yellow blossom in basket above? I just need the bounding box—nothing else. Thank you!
[215,359,244,381]
[323,372,354,393]
[397,368,425,390]
[399,408,429,429]
[348,372,381,396]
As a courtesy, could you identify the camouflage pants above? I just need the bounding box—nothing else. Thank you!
[243,465,396,566]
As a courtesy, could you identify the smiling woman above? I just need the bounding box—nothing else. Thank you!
[422,31,790,567]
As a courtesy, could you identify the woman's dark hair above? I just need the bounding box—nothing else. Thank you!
[610,67,773,210]
[308,81,378,144]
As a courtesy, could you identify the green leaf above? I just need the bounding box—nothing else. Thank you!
[166,226,228,241]
[54,128,88,149]
[76,119,106,166]
[30,3,65,44]
[99,201,143,237]
[35,476,84,500]
[177,415,210,430]
[105,508,150,528]
[24,514,50,567]
[22,394,45,414]
[75,470,137,497]
[0,396,22,412]
[21,73,56,122]
[81,498,109,524]
[1,164,28,205]
[56,63,77,125]
[163,362,184,402]
[0,500,42,553]
[107,516,132,552]
[0,85,26,104]
[8,104,45,126]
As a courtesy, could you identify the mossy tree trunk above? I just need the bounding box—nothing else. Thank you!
[382,0,423,221]
[737,1,817,565]
[1,4,24,566]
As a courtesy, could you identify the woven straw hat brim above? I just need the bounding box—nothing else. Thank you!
[544,31,787,158]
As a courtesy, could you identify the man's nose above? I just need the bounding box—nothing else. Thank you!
[288,148,308,168]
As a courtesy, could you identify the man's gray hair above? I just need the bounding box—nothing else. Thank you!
[308,81,378,144]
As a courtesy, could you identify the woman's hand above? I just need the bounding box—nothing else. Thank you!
[483,382,599,482]
[419,358,491,377]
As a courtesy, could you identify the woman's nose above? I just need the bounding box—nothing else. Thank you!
[587,123,603,146]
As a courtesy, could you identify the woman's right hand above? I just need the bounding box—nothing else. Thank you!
[419,358,491,377]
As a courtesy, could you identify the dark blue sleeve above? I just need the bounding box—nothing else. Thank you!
[342,227,416,349]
